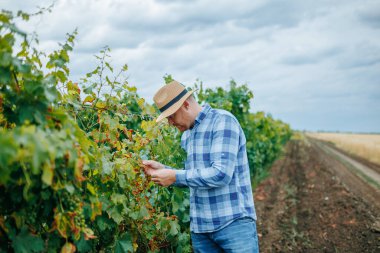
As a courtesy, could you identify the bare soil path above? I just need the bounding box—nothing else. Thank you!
[311,138,380,211]
[313,138,380,189]
[254,138,380,253]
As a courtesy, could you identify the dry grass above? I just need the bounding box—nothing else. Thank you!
[306,132,380,166]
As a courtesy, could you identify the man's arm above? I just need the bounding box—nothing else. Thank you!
[143,115,240,189]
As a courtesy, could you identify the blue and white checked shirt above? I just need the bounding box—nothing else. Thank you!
[172,104,257,233]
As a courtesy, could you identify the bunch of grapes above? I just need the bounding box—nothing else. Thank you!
[61,192,86,229]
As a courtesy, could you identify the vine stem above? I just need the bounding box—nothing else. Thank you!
[12,71,21,93]
[21,162,31,200]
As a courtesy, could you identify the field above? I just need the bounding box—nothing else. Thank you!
[2,8,380,252]
[306,132,380,166]
[255,134,380,252]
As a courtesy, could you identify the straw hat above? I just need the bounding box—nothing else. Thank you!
[153,80,196,122]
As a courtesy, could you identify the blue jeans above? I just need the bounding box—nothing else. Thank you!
[191,217,260,253]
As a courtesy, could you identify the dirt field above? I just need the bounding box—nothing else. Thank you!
[254,137,380,252]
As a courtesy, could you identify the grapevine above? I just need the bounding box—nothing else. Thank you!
[0,8,290,253]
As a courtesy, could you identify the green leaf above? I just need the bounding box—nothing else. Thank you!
[55,70,67,83]
[105,62,113,72]
[65,184,75,194]
[0,52,13,66]
[76,234,92,253]
[0,66,12,83]
[101,155,113,175]
[139,206,149,219]
[111,193,127,204]
[0,132,17,168]
[12,227,44,253]
[107,205,123,224]
[12,58,31,73]
[18,106,35,124]
[96,215,113,231]
[169,220,180,236]
[115,232,133,253]
[129,211,139,220]
[83,86,93,94]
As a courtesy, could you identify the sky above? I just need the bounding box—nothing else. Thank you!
[3,0,380,133]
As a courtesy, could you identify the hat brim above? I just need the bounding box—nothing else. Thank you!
[156,90,196,122]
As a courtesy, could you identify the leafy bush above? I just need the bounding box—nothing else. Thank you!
[0,9,290,253]
[0,10,190,253]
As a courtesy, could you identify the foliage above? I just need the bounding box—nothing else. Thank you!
[0,9,190,253]
[0,8,290,253]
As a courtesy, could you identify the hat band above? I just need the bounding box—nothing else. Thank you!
[159,89,188,113]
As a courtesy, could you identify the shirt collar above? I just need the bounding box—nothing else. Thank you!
[192,103,211,129]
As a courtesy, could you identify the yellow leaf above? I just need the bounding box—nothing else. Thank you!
[61,242,76,253]
[54,212,68,238]
[126,86,137,92]
[0,216,8,233]
[91,200,102,221]
[83,227,97,239]
[86,183,96,195]
[75,158,86,182]
[137,98,145,108]
[83,95,95,104]
[11,213,22,229]
[67,81,80,92]
[42,162,54,186]
[133,242,138,251]
[95,101,107,109]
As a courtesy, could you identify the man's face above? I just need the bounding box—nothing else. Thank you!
[167,104,191,132]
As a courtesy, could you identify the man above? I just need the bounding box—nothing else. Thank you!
[143,80,259,253]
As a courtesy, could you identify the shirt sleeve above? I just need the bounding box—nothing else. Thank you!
[164,165,188,188]
[175,114,240,189]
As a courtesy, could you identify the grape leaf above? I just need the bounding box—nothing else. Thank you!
[12,227,44,253]
[115,232,133,253]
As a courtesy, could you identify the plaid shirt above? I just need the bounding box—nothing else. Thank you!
[173,104,256,233]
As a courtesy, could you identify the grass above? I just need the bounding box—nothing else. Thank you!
[306,132,380,166]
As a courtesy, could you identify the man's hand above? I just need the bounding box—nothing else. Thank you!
[142,160,165,171]
[142,160,176,187]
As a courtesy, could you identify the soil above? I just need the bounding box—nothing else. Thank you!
[254,138,380,253]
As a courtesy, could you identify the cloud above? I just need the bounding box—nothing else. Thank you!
[358,2,380,29]
[281,47,342,65]
[3,0,380,132]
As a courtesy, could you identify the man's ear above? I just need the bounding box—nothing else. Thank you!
[183,100,190,110]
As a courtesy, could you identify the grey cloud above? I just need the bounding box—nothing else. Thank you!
[338,43,380,69]
[358,6,380,29]
[235,5,300,29]
[155,0,196,3]
[233,0,331,30]
[343,57,380,69]
[109,0,260,33]
[4,0,380,132]
[281,47,342,65]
